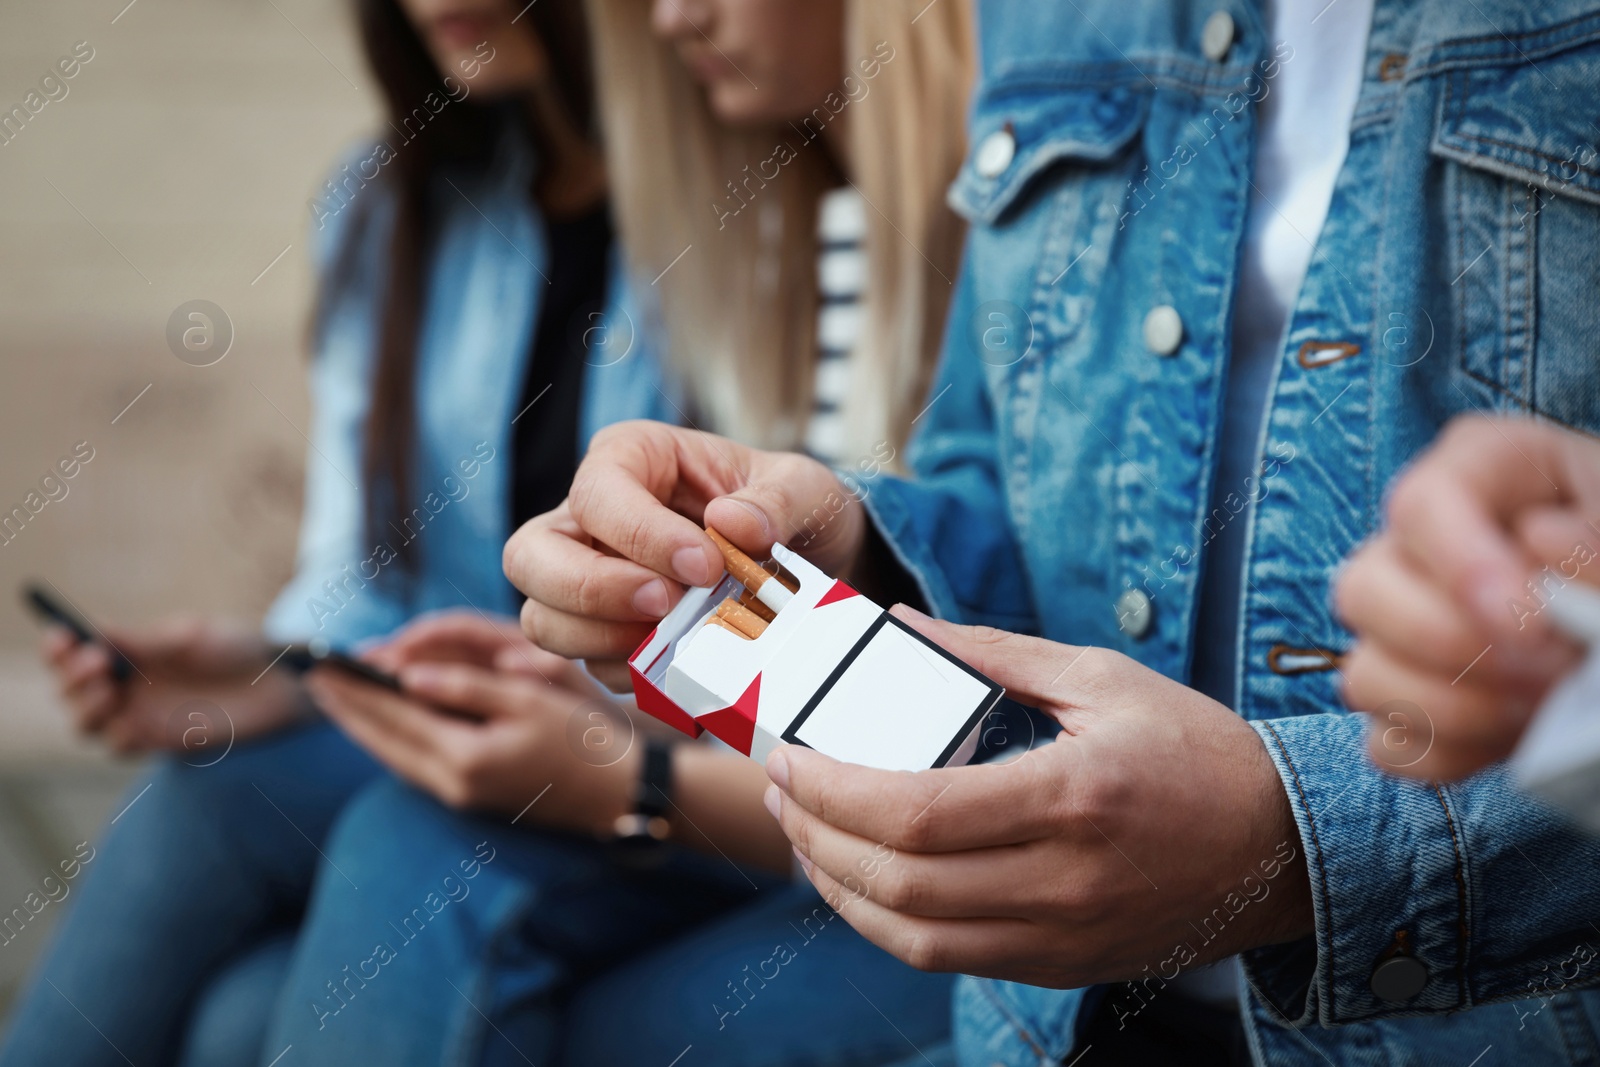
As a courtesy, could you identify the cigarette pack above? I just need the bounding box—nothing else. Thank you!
[628,543,1004,770]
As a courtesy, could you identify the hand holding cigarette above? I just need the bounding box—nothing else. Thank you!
[1335,416,1600,781]
[503,421,863,689]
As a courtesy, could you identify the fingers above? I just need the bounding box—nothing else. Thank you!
[490,640,595,690]
[319,696,448,797]
[1342,642,1532,780]
[58,643,123,733]
[505,505,687,625]
[310,670,455,749]
[1518,507,1600,590]
[581,658,635,694]
[795,855,1038,977]
[71,678,121,734]
[1336,536,1561,684]
[766,743,1061,853]
[504,424,862,674]
[40,626,78,668]
[702,451,859,569]
[1362,727,1506,784]
[120,616,209,666]
[376,610,581,688]
[376,611,516,669]
[773,787,1045,919]
[307,672,468,799]
[399,662,589,720]
[1387,417,1572,637]
[563,423,733,587]
[518,597,654,665]
[887,605,1109,712]
[58,641,109,691]
[488,646,604,700]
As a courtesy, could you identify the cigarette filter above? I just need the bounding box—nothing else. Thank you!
[707,528,794,612]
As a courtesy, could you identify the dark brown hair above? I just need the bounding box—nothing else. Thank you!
[335,0,595,565]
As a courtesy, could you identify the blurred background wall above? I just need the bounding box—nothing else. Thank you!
[0,0,377,1016]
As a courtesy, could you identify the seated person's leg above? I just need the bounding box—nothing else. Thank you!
[0,722,379,1067]
[267,776,774,1066]
[176,931,298,1067]
[558,881,955,1067]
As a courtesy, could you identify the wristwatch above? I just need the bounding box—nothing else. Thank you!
[610,737,675,865]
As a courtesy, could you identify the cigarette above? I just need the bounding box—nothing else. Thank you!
[704,614,749,639]
[736,588,776,622]
[765,561,800,594]
[706,527,794,611]
[715,597,769,639]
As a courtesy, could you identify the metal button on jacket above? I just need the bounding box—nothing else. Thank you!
[1143,305,1184,356]
[1202,10,1236,62]
[1115,589,1154,639]
[974,127,1016,178]
[1370,955,1429,1002]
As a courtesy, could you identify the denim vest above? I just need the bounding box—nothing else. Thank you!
[264,138,676,646]
[860,1,1600,1063]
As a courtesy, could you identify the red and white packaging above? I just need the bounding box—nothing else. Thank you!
[629,544,1004,771]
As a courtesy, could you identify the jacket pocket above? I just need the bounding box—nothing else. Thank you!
[1428,24,1600,433]
[948,75,1151,227]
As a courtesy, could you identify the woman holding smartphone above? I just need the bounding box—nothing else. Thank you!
[0,1,669,1063]
[259,0,978,1064]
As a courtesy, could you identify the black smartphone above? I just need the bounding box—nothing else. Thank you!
[281,639,404,692]
[21,582,134,681]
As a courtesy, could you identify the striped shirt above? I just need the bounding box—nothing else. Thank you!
[803,186,866,466]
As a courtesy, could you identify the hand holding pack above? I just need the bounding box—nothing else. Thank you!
[629,528,1003,771]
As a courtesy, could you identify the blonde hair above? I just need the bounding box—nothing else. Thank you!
[587,0,973,461]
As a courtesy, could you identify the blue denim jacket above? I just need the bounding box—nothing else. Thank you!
[860,1,1600,1063]
[263,137,675,646]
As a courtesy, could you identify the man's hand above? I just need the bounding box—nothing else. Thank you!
[40,616,306,754]
[1336,416,1600,780]
[503,421,858,689]
[763,607,1312,989]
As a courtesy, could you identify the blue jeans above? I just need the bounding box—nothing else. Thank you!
[0,722,382,1067]
[266,777,954,1067]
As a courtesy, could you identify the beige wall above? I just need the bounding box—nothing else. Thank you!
[0,0,380,1013]
[0,0,378,663]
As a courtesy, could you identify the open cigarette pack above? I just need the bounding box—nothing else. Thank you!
[628,533,1004,771]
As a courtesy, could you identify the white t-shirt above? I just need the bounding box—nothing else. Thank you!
[1179,0,1375,1006]
[805,187,867,466]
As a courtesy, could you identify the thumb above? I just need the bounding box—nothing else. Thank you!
[705,454,860,572]
[399,663,537,720]
[888,604,1098,710]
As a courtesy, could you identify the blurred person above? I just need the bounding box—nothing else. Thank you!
[0,0,676,1064]
[503,0,1600,1065]
[1336,415,1600,788]
[259,0,980,1064]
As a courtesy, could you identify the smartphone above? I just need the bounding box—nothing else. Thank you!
[281,638,404,692]
[21,582,134,681]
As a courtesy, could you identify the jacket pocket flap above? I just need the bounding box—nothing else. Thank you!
[950,80,1150,226]
[1430,36,1600,206]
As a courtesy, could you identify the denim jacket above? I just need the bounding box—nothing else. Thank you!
[859,1,1600,1063]
[263,136,675,646]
